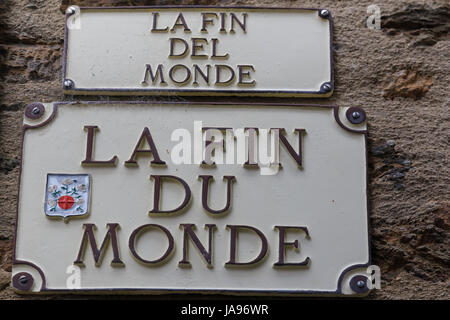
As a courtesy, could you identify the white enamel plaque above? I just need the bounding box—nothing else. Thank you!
[14,101,370,295]
[63,7,333,97]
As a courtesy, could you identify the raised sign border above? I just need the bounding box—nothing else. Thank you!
[62,6,335,97]
[13,101,370,296]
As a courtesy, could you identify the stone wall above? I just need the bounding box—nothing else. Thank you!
[0,0,448,299]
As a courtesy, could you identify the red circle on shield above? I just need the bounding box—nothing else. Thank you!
[58,195,75,210]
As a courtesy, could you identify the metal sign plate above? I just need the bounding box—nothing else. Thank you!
[13,102,370,295]
[63,7,334,97]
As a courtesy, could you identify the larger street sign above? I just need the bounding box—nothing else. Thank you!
[13,101,371,295]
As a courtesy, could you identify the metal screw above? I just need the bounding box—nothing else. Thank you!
[352,111,361,119]
[320,9,329,18]
[66,6,76,15]
[357,280,366,288]
[321,83,332,92]
[63,79,74,89]
[19,275,28,285]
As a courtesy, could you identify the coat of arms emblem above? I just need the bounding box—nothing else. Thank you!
[44,174,90,221]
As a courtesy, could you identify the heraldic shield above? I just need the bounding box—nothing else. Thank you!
[44,174,90,221]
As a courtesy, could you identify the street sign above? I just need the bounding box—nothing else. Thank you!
[63,7,334,97]
[13,101,370,295]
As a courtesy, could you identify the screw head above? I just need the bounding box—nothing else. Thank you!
[19,275,28,285]
[350,275,370,294]
[352,111,361,119]
[66,6,76,15]
[13,272,34,291]
[320,9,330,18]
[346,107,366,125]
[25,102,45,120]
[63,79,74,89]
[321,83,332,92]
[357,280,366,288]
